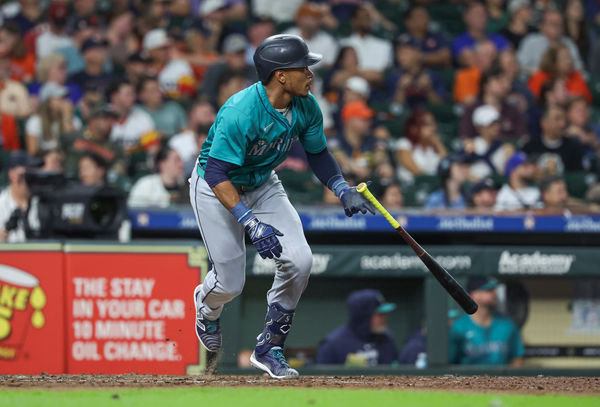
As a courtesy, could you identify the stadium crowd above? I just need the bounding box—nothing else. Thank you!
[2,0,600,242]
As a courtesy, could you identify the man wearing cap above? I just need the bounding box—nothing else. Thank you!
[284,3,338,69]
[328,100,389,181]
[494,151,541,211]
[68,37,115,95]
[0,152,39,242]
[190,34,375,379]
[61,103,125,176]
[469,178,499,210]
[464,104,514,180]
[202,33,257,107]
[449,277,524,366]
[316,289,399,366]
[35,1,75,59]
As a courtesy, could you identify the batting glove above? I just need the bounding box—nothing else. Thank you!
[243,217,284,259]
[336,181,376,217]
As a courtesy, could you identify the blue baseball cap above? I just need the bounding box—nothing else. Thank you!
[504,151,530,178]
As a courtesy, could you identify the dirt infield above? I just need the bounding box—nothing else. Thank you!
[1,374,600,395]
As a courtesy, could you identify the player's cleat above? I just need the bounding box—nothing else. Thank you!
[194,285,221,352]
[250,347,299,379]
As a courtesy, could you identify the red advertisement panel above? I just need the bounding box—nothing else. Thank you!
[0,250,65,374]
[65,250,201,374]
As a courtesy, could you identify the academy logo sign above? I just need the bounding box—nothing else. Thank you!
[498,251,575,275]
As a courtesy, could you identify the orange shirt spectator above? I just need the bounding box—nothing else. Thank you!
[0,113,20,150]
[527,44,592,103]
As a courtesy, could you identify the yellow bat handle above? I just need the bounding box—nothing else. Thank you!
[356,182,401,229]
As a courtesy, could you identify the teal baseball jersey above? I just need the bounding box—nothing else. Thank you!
[449,314,524,365]
[198,82,327,190]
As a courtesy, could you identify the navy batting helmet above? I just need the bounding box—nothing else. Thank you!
[253,34,322,83]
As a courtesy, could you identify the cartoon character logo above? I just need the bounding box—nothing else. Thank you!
[0,265,46,360]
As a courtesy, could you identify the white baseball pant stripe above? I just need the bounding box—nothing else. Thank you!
[189,168,313,320]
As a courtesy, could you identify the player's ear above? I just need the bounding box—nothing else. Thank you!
[275,70,286,84]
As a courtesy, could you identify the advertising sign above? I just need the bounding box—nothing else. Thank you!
[0,246,65,374]
[65,244,204,374]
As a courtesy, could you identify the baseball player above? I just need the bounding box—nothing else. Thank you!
[190,34,375,379]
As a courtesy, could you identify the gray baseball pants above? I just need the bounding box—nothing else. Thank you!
[189,168,313,320]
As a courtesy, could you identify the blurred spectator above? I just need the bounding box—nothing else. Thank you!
[522,105,587,171]
[124,51,150,88]
[62,13,105,75]
[486,0,510,32]
[464,105,514,180]
[527,44,591,103]
[0,152,37,242]
[251,0,303,24]
[3,0,43,35]
[499,49,535,115]
[330,101,390,181]
[565,97,600,154]
[468,178,499,210]
[285,3,339,70]
[245,16,276,66]
[528,77,569,138]
[215,69,247,109]
[29,54,82,105]
[202,33,257,108]
[35,1,75,59]
[339,5,392,77]
[0,21,35,82]
[453,40,497,105]
[78,151,107,187]
[68,38,115,96]
[61,103,125,176]
[398,5,451,68]
[169,101,216,175]
[530,0,559,28]
[106,12,138,69]
[380,183,403,210]
[143,28,196,100]
[40,148,64,172]
[387,37,445,109]
[395,110,447,183]
[343,76,370,105]
[25,82,82,156]
[460,65,529,142]
[108,79,157,152]
[563,0,589,63]
[494,151,540,211]
[0,60,31,118]
[517,9,584,73]
[128,146,187,207]
[539,175,574,210]
[449,277,524,366]
[452,2,509,67]
[137,76,187,137]
[500,0,534,49]
[179,19,219,84]
[425,155,470,211]
[324,46,380,103]
[316,289,399,366]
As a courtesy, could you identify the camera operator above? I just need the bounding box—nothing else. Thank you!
[0,152,39,242]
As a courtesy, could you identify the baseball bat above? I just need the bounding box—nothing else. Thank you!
[356,183,478,315]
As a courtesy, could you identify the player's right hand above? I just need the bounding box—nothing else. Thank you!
[244,218,284,259]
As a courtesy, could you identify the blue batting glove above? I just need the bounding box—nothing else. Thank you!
[231,201,284,259]
[336,181,376,217]
[243,217,284,259]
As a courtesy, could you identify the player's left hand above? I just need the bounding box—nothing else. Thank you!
[339,182,376,217]
[244,218,284,259]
